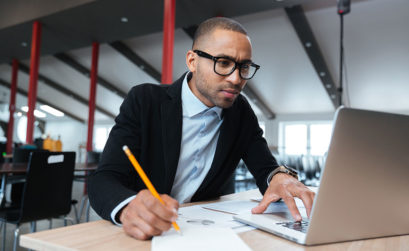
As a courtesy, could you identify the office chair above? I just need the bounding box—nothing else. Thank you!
[76,151,100,223]
[0,151,76,251]
[9,148,49,206]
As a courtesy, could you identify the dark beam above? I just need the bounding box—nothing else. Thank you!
[54,53,127,98]
[243,84,275,119]
[183,25,276,119]
[109,41,161,83]
[0,78,84,123]
[285,5,340,108]
[183,25,198,40]
[18,63,116,119]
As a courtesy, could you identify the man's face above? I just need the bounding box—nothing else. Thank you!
[187,29,253,108]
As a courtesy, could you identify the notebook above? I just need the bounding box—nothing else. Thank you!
[234,107,409,245]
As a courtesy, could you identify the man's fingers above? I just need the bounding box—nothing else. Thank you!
[161,194,180,212]
[141,191,178,222]
[282,194,302,222]
[121,208,151,240]
[137,204,173,232]
[133,213,163,237]
[120,190,179,240]
[299,189,315,218]
[251,193,280,214]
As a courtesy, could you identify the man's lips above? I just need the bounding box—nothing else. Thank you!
[221,89,239,99]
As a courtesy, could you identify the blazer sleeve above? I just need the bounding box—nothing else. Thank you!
[88,86,146,222]
[241,99,279,195]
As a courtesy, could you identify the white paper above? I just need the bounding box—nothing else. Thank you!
[152,223,251,251]
[201,199,308,218]
[178,205,254,233]
[201,200,259,215]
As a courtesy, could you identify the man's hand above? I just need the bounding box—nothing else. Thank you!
[119,189,179,240]
[251,173,315,221]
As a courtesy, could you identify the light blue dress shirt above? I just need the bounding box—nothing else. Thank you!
[170,74,223,203]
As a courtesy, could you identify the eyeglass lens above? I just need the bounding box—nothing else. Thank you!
[214,58,256,79]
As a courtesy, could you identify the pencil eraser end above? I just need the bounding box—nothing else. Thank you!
[122,145,128,151]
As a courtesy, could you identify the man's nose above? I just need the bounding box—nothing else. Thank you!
[226,67,242,85]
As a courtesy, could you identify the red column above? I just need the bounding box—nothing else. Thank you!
[86,42,99,154]
[26,21,42,144]
[6,59,19,154]
[161,0,175,84]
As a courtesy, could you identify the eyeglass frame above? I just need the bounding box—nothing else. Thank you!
[193,50,260,80]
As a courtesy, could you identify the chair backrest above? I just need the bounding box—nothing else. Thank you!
[12,148,33,163]
[18,151,76,223]
[12,148,48,164]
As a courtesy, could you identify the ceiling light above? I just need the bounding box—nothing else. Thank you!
[21,42,28,47]
[121,17,128,23]
[330,94,336,99]
[326,84,332,89]
[34,110,46,118]
[305,42,312,48]
[21,106,47,118]
[40,105,65,117]
[319,72,326,77]
[21,106,28,112]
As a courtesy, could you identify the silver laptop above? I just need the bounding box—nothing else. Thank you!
[234,107,409,245]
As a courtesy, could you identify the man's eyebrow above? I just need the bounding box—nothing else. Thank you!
[214,53,253,63]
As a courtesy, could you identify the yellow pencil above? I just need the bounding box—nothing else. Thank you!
[122,145,181,234]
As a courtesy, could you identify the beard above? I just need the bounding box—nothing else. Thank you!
[194,66,242,109]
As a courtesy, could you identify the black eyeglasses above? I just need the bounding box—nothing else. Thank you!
[193,50,260,80]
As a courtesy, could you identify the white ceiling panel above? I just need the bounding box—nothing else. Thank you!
[69,44,151,93]
[123,28,192,83]
[236,8,335,115]
[36,55,90,99]
[306,0,409,114]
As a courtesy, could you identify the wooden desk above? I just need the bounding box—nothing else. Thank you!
[20,189,409,251]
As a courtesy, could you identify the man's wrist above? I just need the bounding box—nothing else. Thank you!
[111,195,136,226]
[266,165,298,185]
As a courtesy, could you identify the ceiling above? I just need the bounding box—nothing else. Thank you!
[0,0,408,124]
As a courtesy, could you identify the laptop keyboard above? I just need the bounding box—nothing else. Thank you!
[276,221,309,233]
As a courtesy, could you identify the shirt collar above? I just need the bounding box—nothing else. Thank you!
[181,72,223,120]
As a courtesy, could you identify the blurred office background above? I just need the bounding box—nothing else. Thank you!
[0,0,408,189]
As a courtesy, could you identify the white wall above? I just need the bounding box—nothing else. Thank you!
[45,120,87,162]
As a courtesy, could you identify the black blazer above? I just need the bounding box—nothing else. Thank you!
[88,74,278,222]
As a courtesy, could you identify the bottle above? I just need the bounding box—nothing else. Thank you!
[43,134,52,151]
[55,135,62,152]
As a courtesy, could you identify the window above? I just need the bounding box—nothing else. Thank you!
[284,124,307,155]
[94,125,112,151]
[281,121,332,156]
[310,124,332,156]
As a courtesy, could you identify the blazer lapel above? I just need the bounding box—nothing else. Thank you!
[161,76,184,193]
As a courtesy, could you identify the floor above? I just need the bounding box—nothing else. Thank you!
[0,180,102,251]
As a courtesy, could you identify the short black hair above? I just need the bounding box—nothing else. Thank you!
[192,17,248,49]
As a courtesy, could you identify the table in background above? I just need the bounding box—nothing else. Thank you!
[20,189,409,251]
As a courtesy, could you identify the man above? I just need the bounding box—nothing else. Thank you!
[88,17,315,240]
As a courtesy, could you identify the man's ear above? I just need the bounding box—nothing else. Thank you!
[186,50,197,73]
